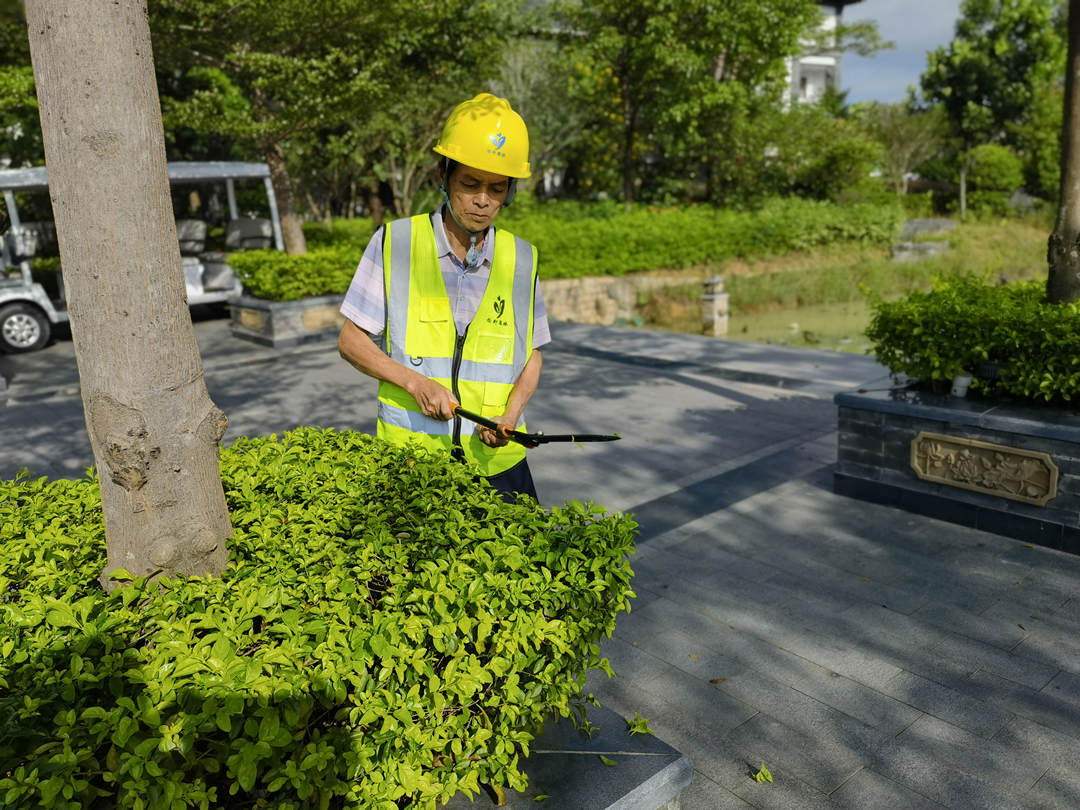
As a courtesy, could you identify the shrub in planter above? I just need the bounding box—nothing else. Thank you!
[228,245,361,301]
[0,428,636,809]
[867,278,1080,401]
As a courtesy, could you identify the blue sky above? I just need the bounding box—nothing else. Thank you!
[839,0,965,103]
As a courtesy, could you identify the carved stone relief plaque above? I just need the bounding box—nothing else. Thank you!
[910,431,1059,507]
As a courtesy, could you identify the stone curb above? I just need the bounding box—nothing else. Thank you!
[445,705,692,809]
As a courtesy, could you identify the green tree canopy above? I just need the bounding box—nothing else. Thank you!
[920,0,1066,152]
[0,1,42,174]
[148,0,522,252]
[550,0,823,209]
[854,102,946,194]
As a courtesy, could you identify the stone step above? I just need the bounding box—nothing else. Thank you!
[445,704,692,809]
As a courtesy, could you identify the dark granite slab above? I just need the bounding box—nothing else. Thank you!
[834,386,1080,554]
[835,387,1080,445]
[444,704,692,809]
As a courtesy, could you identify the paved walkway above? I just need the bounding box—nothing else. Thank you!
[3,315,1079,809]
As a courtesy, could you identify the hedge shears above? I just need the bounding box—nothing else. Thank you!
[452,405,621,449]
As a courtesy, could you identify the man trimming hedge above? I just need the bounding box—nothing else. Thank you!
[338,94,550,502]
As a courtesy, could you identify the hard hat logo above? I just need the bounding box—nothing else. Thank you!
[434,93,531,179]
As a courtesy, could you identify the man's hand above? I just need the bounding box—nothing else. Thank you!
[477,414,517,448]
[408,376,459,420]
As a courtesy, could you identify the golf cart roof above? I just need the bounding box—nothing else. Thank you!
[0,161,271,192]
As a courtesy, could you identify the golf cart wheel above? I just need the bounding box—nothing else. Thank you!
[0,302,51,353]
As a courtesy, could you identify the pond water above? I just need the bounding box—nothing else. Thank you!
[726,299,874,354]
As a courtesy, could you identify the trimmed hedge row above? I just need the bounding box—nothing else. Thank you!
[499,197,906,279]
[227,244,360,302]
[231,198,905,301]
[0,428,637,809]
[867,279,1080,402]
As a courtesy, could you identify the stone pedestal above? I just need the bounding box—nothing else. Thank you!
[229,293,344,348]
[834,387,1080,553]
[701,276,729,337]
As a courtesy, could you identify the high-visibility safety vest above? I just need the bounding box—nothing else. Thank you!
[377,213,538,477]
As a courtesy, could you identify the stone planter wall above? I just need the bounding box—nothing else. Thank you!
[540,274,698,326]
[230,294,345,348]
[834,388,1080,553]
[228,273,702,347]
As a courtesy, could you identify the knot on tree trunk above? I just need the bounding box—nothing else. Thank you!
[147,522,220,570]
[88,394,160,491]
[196,404,229,444]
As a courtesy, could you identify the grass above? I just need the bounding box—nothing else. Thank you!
[720,214,1052,314]
[635,213,1054,350]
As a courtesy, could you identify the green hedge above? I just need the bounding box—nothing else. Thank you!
[228,245,360,301]
[499,197,906,279]
[303,219,377,249]
[0,428,636,809]
[866,278,1080,401]
[233,198,905,301]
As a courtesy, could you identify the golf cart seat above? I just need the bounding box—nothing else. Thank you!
[223,217,273,251]
[176,218,208,254]
[195,217,272,292]
[4,221,57,263]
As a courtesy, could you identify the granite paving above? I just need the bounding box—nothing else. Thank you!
[3,315,1080,808]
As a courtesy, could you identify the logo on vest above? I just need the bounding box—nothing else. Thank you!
[488,296,508,326]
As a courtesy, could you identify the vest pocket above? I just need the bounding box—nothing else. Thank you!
[475,331,512,364]
[482,382,509,416]
[420,297,449,322]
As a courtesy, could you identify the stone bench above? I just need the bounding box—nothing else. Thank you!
[445,704,692,809]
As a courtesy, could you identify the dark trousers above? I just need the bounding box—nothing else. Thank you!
[484,458,538,503]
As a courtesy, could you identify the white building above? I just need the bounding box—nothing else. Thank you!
[788,0,864,105]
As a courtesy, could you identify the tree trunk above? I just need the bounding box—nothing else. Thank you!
[261,137,308,255]
[1048,0,1080,303]
[622,97,635,212]
[959,163,968,221]
[26,0,231,588]
[368,182,384,228]
[306,190,329,223]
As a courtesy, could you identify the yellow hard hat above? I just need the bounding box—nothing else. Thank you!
[433,93,531,179]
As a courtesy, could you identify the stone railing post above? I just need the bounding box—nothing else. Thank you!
[702,275,729,337]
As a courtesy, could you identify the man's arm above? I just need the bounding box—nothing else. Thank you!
[477,350,543,447]
[337,320,458,420]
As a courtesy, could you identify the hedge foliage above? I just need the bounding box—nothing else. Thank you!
[866,278,1080,401]
[227,244,361,302]
[231,198,904,301]
[499,197,905,279]
[0,428,637,809]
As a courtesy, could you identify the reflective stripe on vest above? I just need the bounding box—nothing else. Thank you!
[377,213,537,477]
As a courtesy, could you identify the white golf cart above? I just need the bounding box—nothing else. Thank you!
[0,161,285,353]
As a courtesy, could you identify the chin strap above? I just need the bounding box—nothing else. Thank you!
[440,187,484,268]
[438,158,516,269]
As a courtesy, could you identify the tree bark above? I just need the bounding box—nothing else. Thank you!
[622,96,635,212]
[367,182,384,228]
[261,137,308,255]
[1048,0,1080,303]
[26,0,231,588]
[959,163,968,221]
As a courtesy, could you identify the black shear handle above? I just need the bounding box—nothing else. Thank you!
[452,406,539,447]
[452,406,620,447]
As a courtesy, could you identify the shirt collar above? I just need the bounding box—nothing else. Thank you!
[432,203,494,269]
